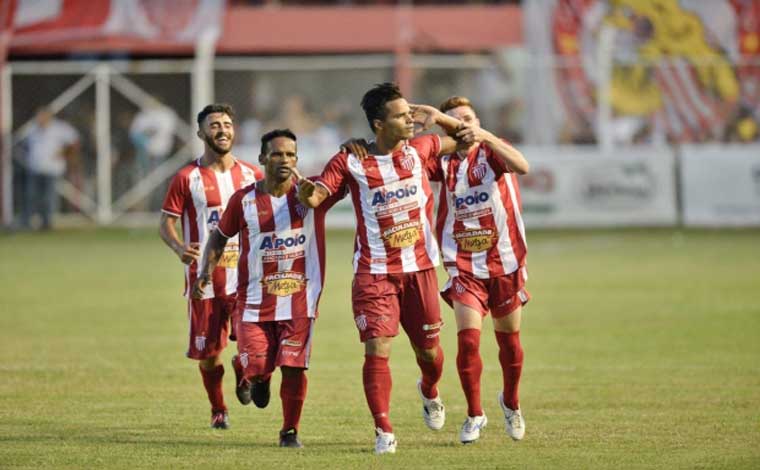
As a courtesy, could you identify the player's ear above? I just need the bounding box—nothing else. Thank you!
[258,154,266,165]
[373,119,383,132]
[196,129,203,139]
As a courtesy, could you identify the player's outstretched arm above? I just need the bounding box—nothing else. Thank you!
[160,212,200,265]
[191,229,228,299]
[410,103,463,135]
[298,179,330,208]
[455,125,530,175]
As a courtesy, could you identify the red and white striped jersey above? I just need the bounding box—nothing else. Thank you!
[317,134,441,274]
[162,158,263,300]
[429,142,528,280]
[218,180,342,322]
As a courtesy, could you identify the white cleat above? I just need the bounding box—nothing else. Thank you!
[459,414,488,444]
[374,427,397,455]
[417,379,445,431]
[498,392,525,441]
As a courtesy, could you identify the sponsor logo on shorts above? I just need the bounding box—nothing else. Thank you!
[422,321,443,331]
[239,352,249,368]
[355,314,368,331]
[426,332,440,339]
[281,350,299,357]
[195,335,207,351]
[497,298,514,308]
[281,339,302,347]
[518,289,529,303]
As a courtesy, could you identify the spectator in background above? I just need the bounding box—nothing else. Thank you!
[20,107,79,230]
[130,98,177,178]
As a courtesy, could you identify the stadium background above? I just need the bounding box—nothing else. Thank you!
[1,1,759,468]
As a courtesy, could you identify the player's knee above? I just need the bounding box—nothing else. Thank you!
[198,356,220,370]
[457,332,480,354]
[365,336,392,357]
[416,347,438,362]
[280,366,304,378]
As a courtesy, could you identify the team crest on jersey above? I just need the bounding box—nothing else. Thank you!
[453,228,496,252]
[295,203,308,219]
[470,162,487,182]
[399,153,415,171]
[382,220,421,248]
[195,335,207,351]
[262,271,306,297]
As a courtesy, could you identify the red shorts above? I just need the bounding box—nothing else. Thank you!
[441,267,530,318]
[235,317,314,380]
[352,268,442,350]
[186,294,236,360]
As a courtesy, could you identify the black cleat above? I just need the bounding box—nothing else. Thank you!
[279,428,303,448]
[210,411,229,429]
[232,356,252,405]
[252,378,271,408]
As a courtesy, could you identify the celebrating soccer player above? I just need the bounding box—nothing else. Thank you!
[193,129,343,448]
[298,83,465,454]
[160,104,263,430]
[429,96,530,443]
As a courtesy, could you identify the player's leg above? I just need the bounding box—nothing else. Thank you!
[274,318,313,448]
[236,320,276,409]
[401,269,445,431]
[353,273,400,454]
[188,297,231,429]
[491,274,530,440]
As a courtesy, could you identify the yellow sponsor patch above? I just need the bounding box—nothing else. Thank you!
[453,228,496,252]
[262,271,306,297]
[219,249,240,268]
[382,221,421,249]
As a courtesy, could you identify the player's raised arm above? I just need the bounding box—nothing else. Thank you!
[159,212,200,265]
[410,103,465,155]
[455,125,530,175]
[192,229,229,299]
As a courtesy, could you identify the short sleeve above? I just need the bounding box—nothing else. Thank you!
[217,189,245,238]
[161,172,187,217]
[317,152,349,195]
[409,134,441,164]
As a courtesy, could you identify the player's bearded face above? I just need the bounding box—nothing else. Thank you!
[201,112,235,154]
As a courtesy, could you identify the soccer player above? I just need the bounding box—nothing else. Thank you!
[428,96,530,444]
[298,83,465,454]
[159,103,263,429]
[193,129,342,448]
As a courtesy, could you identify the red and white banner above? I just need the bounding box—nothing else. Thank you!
[4,0,226,46]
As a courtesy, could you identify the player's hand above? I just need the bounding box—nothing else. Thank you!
[177,242,201,265]
[290,166,306,184]
[298,177,317,199]
[341,138,370,160]
[410,104,439,133]
[455,123,488,146]
[191,274,210,299]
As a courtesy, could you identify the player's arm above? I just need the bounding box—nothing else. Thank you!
[191,229,229,299]
[159,212,200,265]
[456,126,530,174]
[298,179,330,208]
[410,103,466,155]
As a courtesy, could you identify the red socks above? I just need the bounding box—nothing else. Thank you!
[281,372,308,431]
[363,355,393,432]
[495,330,523,410]
[417,345,444,399]
[199,363,227,413]
[457,329,483,417]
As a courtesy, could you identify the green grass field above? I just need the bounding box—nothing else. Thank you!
[1,227,759,469]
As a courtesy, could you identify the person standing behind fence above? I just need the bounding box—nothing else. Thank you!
[20,107,79,231]
[429,96,531,444]
[159,103,263,430]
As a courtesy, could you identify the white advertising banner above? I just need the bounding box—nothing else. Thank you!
[680,145,760,227]
[517,146,678,227]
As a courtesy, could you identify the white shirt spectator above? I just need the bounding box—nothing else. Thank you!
[130,106,177,159]
[25,119,79,177]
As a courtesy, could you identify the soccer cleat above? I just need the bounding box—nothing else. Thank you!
[279,428,303,448]
[417,379,445,431]
[459,414,488,444]
[210,411,229,430]
[252,377,271,409]
[374,427,397,455]
[231,356,252,405]
[498,392,525,441]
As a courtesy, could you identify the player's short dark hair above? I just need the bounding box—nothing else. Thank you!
[439,96,476,114]
[196,103,235,126]
[260,128,297,155]
[361,82,404,133]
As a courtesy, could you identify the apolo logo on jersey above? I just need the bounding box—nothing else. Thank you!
[455,191,489,209]
[207,207,223,230]
[371,184,418,206]
[260,233,307,250]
